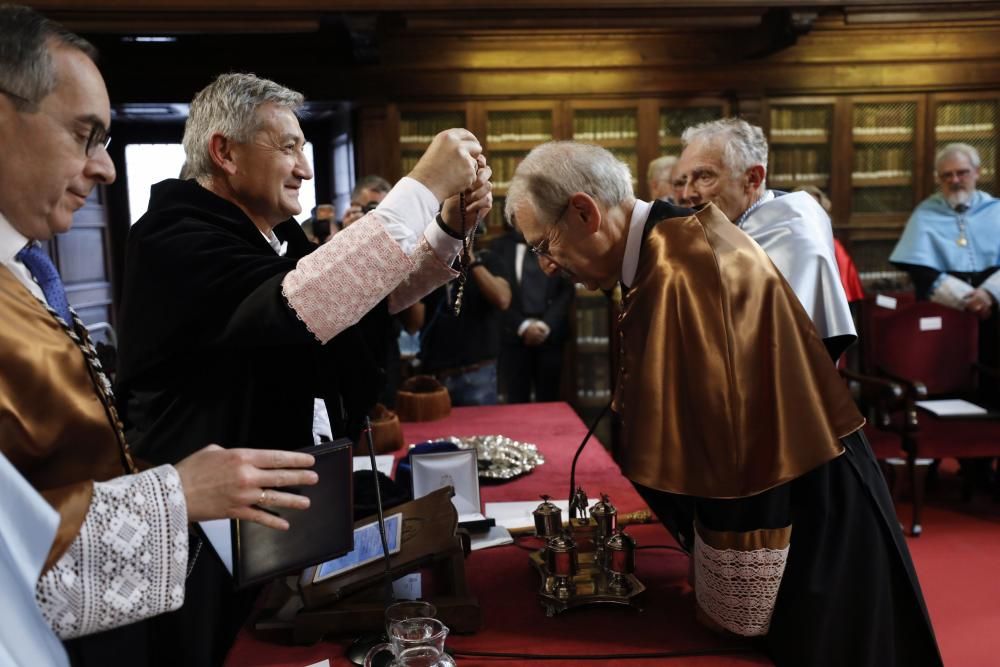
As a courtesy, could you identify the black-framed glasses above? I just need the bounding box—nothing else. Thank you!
[1,85,110,158]
[84,123,112,157]
[527,201,570,258]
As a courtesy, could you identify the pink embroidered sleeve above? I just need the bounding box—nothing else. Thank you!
[282,215,413,344]
[388,237,459,314]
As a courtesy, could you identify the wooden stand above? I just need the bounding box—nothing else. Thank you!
[254,488,481,644]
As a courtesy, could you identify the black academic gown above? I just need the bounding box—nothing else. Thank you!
[627,201,942,667]
[116,179,382,667]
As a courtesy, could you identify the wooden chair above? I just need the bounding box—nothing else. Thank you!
[859,298,1000,535]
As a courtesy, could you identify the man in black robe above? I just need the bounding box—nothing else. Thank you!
[504,140,941,667]
[116,72,490,666]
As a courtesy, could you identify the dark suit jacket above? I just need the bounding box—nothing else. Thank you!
[490,229,573,347]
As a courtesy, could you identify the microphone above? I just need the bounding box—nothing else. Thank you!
[568,400,612,519]
[344,416,397,666]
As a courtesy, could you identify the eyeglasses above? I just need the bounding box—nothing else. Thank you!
[938,168,973,181]
[527,202,571,258]
[1,85,111,158]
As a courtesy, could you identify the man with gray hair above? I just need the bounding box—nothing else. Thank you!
[646,154,677,202]
[674,117,856,359]
[891,142,1000,317]
[506,140,941,667]
[116,71,489,665]
[0,5,321,666]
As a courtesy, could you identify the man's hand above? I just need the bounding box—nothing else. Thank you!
[442,157,493,236]
[175,444,318,531]
[963,288,995,319]
[408,129,481,203]
[522,321,549,347]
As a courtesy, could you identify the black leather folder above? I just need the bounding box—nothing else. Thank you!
[231,438,354,589]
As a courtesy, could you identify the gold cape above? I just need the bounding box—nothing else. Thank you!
[0,267,131,569]
[613,202,863,499]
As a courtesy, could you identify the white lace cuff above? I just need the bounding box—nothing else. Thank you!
[282,215,413,344]
[388,237,459,314]
[930,273,975,310]
[693,526,790,637]
[36,465,188,639]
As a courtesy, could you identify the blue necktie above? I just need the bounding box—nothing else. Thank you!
[16,243,73,324]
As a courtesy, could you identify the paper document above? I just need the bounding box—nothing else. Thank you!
[199,519,233,575]
[352,454,396,477]
[916,399,988,417]
[484,498,596,532]
[470,525,514,551]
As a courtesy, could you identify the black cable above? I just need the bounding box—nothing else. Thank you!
[449,645,755,660]
[364,416,396,607]
[568,400,612,518]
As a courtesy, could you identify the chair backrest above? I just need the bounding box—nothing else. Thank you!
[863,299,978,395]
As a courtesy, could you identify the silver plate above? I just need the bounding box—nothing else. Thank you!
[443,435,545,480]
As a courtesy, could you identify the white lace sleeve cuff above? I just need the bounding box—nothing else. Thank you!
[282,215,413,344]
[388,237,459,314]
[930,273,975,309]
[36,465,188,639]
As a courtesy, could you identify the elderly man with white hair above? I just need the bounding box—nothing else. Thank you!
[891,142,1000,317]
[675,117,856,360]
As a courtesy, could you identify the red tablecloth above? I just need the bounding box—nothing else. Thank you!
[225,403,769,667]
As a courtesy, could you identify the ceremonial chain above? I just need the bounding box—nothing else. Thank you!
[452,192,480,315]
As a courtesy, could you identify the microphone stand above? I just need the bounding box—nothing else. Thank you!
[568,400,612,519]
[345,416,397,666]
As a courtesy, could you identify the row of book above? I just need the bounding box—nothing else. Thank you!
[658,107,723,139]
[853,146,913,172]
[486,112,553,144]
[576,304,611,341]
[852,170,913,180]
[573,112,638,141]
[769,107,831,133]
[770,147,829,176]
[853,104,917,130]
[936,102,998,129]
[399,114,465,145]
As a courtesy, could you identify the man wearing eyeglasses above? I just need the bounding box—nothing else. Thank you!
[1,6,329,666]
[505,140,941,667]
[891,142,1000,319]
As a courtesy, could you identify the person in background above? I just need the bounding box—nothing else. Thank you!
[341,174,392,228]
[646,155,677,202]
[491,226,573,403]
[505,139,941,667]
[418,244,511,405]
[302,203,335,244]
[0,6,318,665]
[890,142,999,319]
[675,117,856,360]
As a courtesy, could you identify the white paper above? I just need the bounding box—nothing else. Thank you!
[392,573,422,600]
[916,399,987,417]
[198,519,233,575]
[352,454,396,478]
[484,498,596,532]
[875,294,898,310]
[470,525,514,552]
[919,316,943,331]
[459,511,487,524]
[303,661,331,667]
